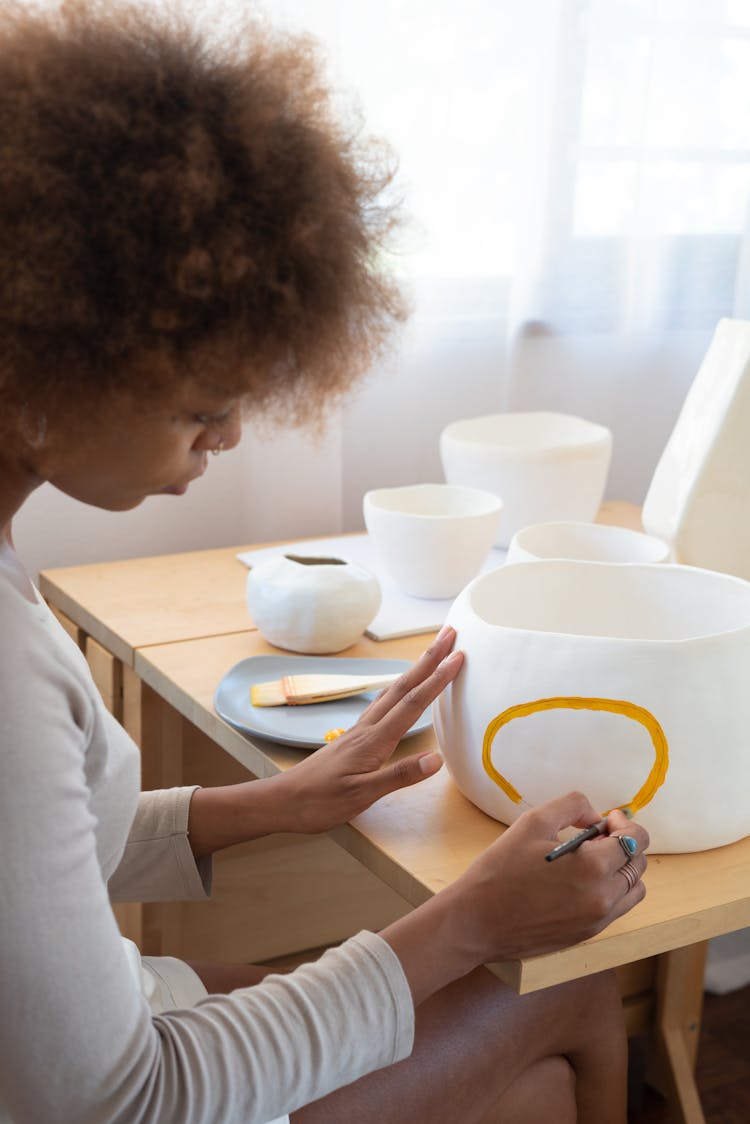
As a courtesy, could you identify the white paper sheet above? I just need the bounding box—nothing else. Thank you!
[237,534,507,641]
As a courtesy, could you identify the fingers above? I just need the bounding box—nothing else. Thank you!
[585,874,647,938]
[371,649,464,746]
[524,794,650,873]
[524,790,603,838]
[606,808,635,833]
[596,821,650,876]
[523,794,650,935]
[605,866,648,925]
[614,859,645,895]
[583,816,649,932]
[357,625,459,728]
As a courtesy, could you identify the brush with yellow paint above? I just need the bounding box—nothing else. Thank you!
[544,806,633,862]
[250,671,401,708]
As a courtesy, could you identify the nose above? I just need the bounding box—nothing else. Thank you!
[219,405,243,452]
[196,405,243,455]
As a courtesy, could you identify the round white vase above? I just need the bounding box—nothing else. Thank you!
[440,412,612,548]
[246,553,382,655]
[433,560,750,853]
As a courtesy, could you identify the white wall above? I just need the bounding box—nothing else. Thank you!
[13,323,704,580]
[13,418,344,579]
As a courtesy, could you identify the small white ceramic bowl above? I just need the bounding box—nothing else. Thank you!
[440,411,613,548]
[506,521,671,566]
[363,483,503,599]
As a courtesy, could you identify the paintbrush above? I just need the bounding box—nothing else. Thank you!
[250,671,402,707]
[544,807,633,862]
[544,818,608,862]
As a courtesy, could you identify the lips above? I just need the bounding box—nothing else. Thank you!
[161,463,207,496]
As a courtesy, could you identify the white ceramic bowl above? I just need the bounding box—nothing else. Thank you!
[440,411,613,548]
[433,560,750,853]
[363,483,502,599]
[506,521,671,565]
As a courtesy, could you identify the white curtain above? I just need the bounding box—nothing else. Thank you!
[267,0,750,520]
[15,0,750,569]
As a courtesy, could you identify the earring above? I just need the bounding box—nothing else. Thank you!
[211,437,225,457]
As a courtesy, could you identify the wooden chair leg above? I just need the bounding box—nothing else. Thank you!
[647,942,708,1124]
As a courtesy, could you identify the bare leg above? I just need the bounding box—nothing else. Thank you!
[187,961,626,1124]
[295,967,626,1124]
[488,1056,577,1124]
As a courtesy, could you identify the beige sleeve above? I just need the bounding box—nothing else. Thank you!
[108,787,212,902]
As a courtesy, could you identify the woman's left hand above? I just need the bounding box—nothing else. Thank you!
[187,628,461,856]
[275,626,463,834]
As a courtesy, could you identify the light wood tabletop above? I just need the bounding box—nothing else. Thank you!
[38,501,643,666]
[133,625,750,997]
[39,541,262,664]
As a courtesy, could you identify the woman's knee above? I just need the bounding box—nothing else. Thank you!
[489,1055,576,1124]
[565,968,625,1038]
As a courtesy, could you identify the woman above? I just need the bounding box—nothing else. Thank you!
[0,4,649,1122]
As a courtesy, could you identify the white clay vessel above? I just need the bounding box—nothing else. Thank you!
[246,553,381,654]
[643,317,750,580]
[433,559,750,853]
[363,483,502,599]
[506,521,670,565]
[440,412,612,548]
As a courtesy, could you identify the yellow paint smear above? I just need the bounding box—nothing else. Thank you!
[481,696,669,814]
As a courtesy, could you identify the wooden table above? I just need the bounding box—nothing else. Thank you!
[40,502,732,1123]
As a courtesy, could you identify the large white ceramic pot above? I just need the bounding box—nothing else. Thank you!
[246,553,381,654]
[440,412,612,548]
[433,560,750,853]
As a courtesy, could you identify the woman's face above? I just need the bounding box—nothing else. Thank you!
[42,385,243,511]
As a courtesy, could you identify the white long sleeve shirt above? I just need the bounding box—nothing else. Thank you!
[0,548,414,1123]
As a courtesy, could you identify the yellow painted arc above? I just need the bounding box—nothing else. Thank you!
[481,696,669,814]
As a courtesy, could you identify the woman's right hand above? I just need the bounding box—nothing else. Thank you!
[381,791,649,1006]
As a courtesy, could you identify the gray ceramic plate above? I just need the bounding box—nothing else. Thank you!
[214,654,431,749]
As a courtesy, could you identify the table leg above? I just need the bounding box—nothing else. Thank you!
[647,942,708,1124]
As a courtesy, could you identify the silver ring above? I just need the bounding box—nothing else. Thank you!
[617,835,636,860]
[211,438,224,457]
[619,861,640,893]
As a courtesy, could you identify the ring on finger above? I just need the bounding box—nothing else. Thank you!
[618,860,640,893]
[617,834,637,860]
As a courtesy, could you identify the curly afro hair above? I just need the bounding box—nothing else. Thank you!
[0,1,405,433]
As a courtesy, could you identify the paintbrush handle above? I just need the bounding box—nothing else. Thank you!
[544,818,608,862]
